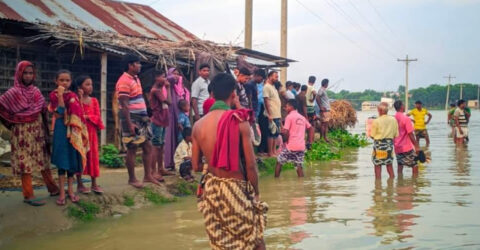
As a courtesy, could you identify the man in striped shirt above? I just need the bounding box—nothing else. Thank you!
[116,54,160,188]
[454,99,469,145]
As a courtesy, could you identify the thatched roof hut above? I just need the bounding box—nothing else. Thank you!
[0,0,295,145]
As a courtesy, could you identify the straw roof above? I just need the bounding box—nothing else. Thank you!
[27,23,239,68]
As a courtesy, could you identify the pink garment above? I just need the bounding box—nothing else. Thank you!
[394,112,414,154]
[284,110,311,151]
[0,61,45,123]
[166,68,190,103]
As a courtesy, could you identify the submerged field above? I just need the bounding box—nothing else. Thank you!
[1,110,479,250]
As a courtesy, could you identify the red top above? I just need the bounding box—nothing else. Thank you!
[202,97,215,115]
[83,97,104,178]
[149,86,169,127]
[210,109,253,172]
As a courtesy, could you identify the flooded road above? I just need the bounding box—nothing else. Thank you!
[3,110,479,250]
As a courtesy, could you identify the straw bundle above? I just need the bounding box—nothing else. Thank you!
[329,100,357,130]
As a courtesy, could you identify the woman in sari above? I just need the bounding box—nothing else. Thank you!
[0,61,59,206]
[164,68,190,170]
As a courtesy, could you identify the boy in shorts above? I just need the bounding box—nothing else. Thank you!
[275,99,314,178]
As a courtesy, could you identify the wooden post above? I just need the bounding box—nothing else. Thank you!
[100,53,107,146]
[280,0,288,86]
[244,0,253,49]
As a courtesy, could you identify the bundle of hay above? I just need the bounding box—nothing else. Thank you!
[329,100,357,130]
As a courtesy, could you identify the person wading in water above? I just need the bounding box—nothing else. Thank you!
[192,73,268,250]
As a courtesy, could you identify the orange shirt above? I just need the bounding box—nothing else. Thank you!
[115,72,147,115]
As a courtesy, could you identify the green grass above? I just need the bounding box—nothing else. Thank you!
[143,187,176,205]
[306,129,368,161]
[257,157,294,176]
[123,195,135,207]
[67,201,100,222]
[175,181,196,196]
[99,144,124,168]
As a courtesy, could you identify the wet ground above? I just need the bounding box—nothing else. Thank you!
[2,110,479,250]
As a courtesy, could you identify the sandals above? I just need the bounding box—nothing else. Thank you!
[56,198,66,206]
[91,186,104,194]
[67,194,80,203]
[24,197,46,207]
[77,186,91,194]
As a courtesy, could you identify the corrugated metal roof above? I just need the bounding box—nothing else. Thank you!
[0,0,197,41]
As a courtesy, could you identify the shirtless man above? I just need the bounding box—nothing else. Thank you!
[192,73,267,250]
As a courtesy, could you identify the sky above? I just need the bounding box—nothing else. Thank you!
[127,0,480,92]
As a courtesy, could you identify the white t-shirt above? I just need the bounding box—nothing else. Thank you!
[191,77,210,115]
[285,90,295,100]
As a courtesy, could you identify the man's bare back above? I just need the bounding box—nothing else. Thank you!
[192,109,254,181]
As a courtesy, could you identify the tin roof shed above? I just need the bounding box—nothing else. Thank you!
[0,0,197,41]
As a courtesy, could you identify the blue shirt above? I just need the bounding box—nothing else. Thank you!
[256,81,264,116]
[177,112,191,142]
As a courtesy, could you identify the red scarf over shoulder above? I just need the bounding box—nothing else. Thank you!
[210,109,253,172]
[48,90,89,168]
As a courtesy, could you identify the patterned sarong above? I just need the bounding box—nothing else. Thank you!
[197,174,268,250]
[396,150,416,167]
[277,148,305,166]
[372,138,394,166]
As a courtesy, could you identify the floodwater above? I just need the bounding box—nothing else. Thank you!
[2,110,479,250]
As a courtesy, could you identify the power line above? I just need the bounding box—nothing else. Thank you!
[366,0,406,50]
[322,0,398,58]
[294,0,388,61]
[346,0,399,57]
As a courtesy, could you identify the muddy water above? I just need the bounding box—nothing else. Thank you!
[3,110,479,250]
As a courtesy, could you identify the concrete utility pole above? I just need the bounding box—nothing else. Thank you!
[280,0,288,86]
[444,74,456,110]
[244,0,253,49]
[397,55,417,109]
[460,83,463,99]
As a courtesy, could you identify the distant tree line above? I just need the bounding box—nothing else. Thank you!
[328,83,479,110]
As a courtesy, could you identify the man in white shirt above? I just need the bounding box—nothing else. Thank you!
[306,76,317,122]
[191,64,210,121]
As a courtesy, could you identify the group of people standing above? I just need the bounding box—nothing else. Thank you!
[118,54,334,249]
[370,98,471,180]
[0,61,104,206]
[1,54,332,249]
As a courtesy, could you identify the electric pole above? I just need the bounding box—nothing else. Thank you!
[460,83,463,100]
[244,0,253,49]
[444,74,455,110]
[280,0,288,86]
[397,55,417,109]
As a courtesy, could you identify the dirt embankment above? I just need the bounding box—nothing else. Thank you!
[0,166,196,245]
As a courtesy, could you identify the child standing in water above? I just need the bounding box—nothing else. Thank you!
[49,70,89,205]
[73,75,105,194]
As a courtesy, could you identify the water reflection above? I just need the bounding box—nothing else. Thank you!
[367,176,431,245]
[450,145,472,207]
[289,197,310,244]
